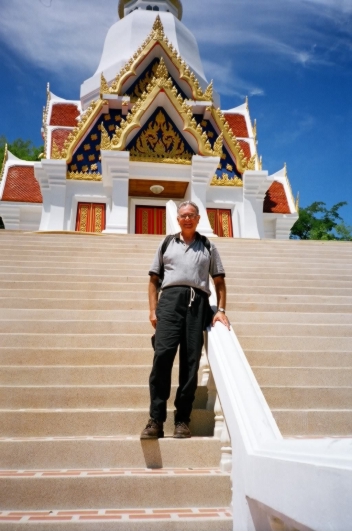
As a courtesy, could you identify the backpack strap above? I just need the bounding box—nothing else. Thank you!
[159,233,212,282]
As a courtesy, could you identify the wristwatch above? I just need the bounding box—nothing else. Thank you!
[217,307,226,313]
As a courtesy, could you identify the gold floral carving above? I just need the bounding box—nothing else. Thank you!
[101,17,213,102]
[79,205,89,232]
[222,212,230,237]
[0,144,8,183]
[211,173,243,187]
[100,123,112,150]
[51,141,65,160]
[42,83,51,159]
[61,99,106,164]
[107,59,220,161]
[209,106,255,173]
[67,172,102,181]
[94,206,103,233]
[130,110,192,163]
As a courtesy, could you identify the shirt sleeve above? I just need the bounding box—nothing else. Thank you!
[209,243,225,278]
[148,241,164,277]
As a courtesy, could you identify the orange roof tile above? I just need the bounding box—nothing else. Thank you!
[224,113,249,138]
[50,104,79,127]
[238,140,251,160]
[263,181,290,214]
[2,166,43,204]
[51,129,72,156]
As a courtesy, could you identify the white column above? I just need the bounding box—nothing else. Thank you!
[187,155,219,237]
[243,170,274,239]
[276,214,298,240]
[39,160,67,231]
[34,164,51,231]
[0,204,20,230]
[101,150,130,234]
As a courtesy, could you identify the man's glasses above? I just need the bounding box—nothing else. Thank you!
[178,214,198,220]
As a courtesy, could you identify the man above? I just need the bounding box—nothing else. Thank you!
[141,200,229,440]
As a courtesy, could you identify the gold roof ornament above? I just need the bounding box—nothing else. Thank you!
[60,99,107,164]
[100,16,212,102]
[0,143,8,183]
[118,0,183,20]
[209,107,254,173]
[51,141,65,160]
[103,58,221,162]
[211,173,243,187]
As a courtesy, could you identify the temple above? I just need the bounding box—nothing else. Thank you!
[0,0,298,238]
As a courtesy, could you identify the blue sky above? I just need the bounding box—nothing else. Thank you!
[1,0,351,226]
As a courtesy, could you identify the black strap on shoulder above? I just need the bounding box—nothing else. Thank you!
[159,233,212,281]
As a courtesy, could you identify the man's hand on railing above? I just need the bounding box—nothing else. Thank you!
[212,311,230,330]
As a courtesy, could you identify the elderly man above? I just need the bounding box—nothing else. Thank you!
[141,200,229,440]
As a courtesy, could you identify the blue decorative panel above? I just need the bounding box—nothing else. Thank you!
[69,110,123,174]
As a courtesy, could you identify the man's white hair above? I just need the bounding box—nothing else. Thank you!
[177,201,199,215]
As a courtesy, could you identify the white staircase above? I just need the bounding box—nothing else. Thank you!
[0,231,232,530]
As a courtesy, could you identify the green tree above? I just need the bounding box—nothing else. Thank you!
[291,201,352,241]
[0,136,43,164]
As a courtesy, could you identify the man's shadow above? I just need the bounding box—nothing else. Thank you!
[140,439,163,469]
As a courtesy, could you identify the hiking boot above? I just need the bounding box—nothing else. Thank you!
[140,418,164,439]
[173,421,191,439]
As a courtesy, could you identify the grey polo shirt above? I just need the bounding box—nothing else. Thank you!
[149,233,225,296]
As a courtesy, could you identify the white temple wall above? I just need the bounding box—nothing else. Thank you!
[0,203,42,231]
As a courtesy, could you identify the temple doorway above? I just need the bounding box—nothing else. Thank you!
[75,203,106,233]
[207,208,233,237]
[135,206,166,235]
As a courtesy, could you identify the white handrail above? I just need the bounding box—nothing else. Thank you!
[207,287,352,531]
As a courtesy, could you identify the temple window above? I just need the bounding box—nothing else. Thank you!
[146,5,152,9]
[153,6,159,10]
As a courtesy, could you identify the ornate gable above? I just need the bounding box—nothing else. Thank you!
[127,107,194,164]
[101,58,223,162]
[100,17,213,102]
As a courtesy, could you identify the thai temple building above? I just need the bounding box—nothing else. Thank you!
[0,0,298,239]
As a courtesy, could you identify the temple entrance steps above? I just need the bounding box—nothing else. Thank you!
[213,237,352,437]
[0,231,232,530]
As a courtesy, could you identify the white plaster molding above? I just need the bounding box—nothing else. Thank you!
[243,170,273,239]
[166,199,179,234]
[275,214,298,240]
[38,159,67,231]
[101,150,130,233]
[187,155,219,237]
[206,299,352,531]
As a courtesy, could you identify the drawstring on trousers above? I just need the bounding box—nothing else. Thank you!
[188,287,195,307]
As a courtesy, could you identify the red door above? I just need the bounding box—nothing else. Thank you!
[75,203,106,233]
[135,206,166,235]
[207,208,233,237]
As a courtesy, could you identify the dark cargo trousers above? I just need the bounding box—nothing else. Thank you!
[149,285,210,424]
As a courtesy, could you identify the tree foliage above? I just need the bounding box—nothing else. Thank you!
[0,136,43,164]
[291,201,352,241]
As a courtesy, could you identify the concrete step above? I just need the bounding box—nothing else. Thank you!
[253,367,352,386]
[227,311,352,325]
[0,299,148,311]
[0,366,157,385]
[0,321,153,335]
[0,348,153,366]
[0,508,233,530]
[234,323,352,338]
[0,436,222,470]
[0,289,148,300]
[0,309,149,321]
[239,336,352,351]
[263,386,352,409]
[245,350,352,368]
[0,385,208,409]
[273,409,352,437]
[0,334,152,349]
[0,468,231,511]
[0,409,215,437]
[226,286,352,296]
[0,280,148,291]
